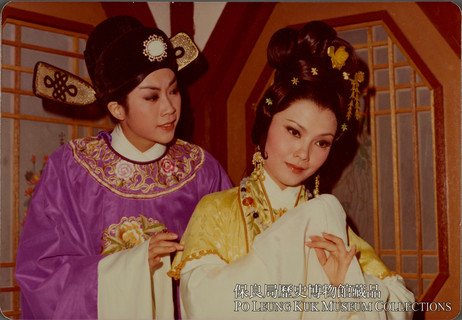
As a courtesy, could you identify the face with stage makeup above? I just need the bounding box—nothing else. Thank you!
[108,68,181,152]
[252,75,344,191]
[263,99,337,190]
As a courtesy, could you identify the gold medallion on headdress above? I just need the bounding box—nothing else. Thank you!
[143,34,168,62]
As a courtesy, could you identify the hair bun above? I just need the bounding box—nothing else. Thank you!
[297,21,337,58]
[267,27,298,69]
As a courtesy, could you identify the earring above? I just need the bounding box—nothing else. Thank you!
[251,149,265,181]
[313,174,320,198]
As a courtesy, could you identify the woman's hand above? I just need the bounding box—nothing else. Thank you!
[305,232,356,286]
[148,232,184,270]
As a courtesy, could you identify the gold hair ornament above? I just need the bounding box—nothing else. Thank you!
[291,77,299,85]
[327,46,349,70]
[340,71,365,132]
[326,44,364,134]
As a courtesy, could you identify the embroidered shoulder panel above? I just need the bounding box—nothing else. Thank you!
[70,136,204,198]
[101,214,166,255]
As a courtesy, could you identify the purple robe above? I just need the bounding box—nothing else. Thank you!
[15,131,232,319]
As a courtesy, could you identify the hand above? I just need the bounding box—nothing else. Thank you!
[305,232,356,286]
[148,232,184,270]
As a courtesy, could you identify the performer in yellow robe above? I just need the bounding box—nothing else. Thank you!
[171,20,414,319]
[171,172,414,319]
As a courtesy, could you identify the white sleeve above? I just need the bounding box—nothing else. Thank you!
[364,274,415,319]
[180,250,270,319]
[179,194,391,320]
[98,240,174,320]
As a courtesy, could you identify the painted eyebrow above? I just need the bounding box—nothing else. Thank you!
[286,119,306,131]
[286,119,335,137]
[138,77,178,90]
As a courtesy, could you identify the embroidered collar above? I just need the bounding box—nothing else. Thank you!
[70,133,204,198]
[111,124,166,162]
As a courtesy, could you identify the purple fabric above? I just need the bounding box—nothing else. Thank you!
[15,132,232,319]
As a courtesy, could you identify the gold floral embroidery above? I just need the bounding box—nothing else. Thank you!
[70,135,204,198]
[101,215,166,255]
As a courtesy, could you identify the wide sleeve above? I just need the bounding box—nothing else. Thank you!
[98,240,174,320]
[348,229,415,319]
[15,149,102,319]
[174,194,389,319]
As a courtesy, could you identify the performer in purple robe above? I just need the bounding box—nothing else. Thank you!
[15,16,231,319]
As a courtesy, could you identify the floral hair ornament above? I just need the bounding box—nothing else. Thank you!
[291,77,299,86]
[310,67,318,76]
[263,97,273,116]
[327,45,349,70]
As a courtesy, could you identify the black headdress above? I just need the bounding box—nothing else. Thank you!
[33,16,199,106]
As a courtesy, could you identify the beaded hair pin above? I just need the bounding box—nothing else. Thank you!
[327,45,365,133]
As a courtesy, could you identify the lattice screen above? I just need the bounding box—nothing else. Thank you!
[333,22,440,300]
[1,19,112,318]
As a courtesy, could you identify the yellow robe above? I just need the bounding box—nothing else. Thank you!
[171,178,393,280]
[171,176,415,319]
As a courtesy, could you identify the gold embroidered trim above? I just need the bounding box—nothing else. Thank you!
[237,195,250,254]
[379,271,397,280]
[375,270,397,280]
[168,250,229,280]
